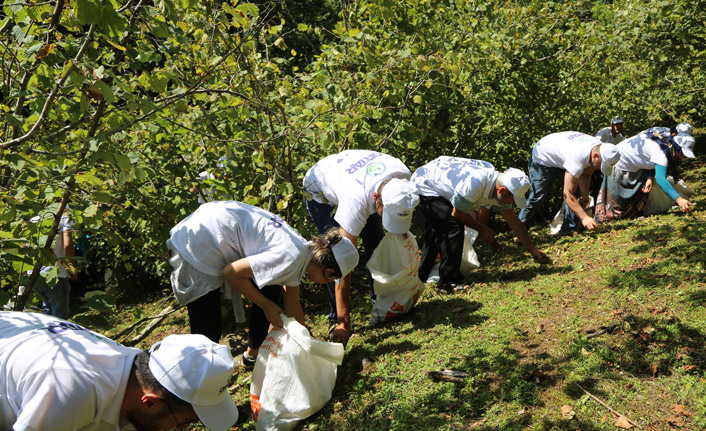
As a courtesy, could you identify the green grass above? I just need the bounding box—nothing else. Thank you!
[75,157,706,430]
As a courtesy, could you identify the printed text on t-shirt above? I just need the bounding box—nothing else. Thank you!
[267,215,284,228]
[345,152,383,174]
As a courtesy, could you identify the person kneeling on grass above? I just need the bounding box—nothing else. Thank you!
[0,311,238,431]
[166,201,358,367]
[412,156,548,293]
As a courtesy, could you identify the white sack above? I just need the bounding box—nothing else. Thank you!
[250,315,344,431]
[367,232,425,324]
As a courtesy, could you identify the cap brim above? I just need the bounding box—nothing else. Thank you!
[513,195,528,210]
[382,211,412,235]
[194,394,239,431]
[600,161,614,176]
[682,148,695,158]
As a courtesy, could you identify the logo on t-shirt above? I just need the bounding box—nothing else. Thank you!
[366,161,386,176]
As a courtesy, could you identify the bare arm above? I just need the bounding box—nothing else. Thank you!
[222,258,284,328]
[332,227,358,346]
[63,230,77,280]
[451,207,496,245]
[563,172,597,230]
[282,284,305,326]
[499,208,547,261]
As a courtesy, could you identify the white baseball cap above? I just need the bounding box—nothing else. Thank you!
[599,144,621,176]
[675,134,696,158]
[611,116,624,125]
[149,334,238,431]
[499,168,530,209]
[676,122,693,136]
[380,178,420,234]
[332,237,359,277]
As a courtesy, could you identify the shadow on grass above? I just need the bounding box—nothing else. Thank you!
[605,214,706,294]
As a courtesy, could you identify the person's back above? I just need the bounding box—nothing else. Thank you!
[0,311,139,431]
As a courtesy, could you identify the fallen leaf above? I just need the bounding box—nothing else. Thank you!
[683,365,697,372]
[667,415,685,427]
[651,362,658,377]
[561,405,575,419]
[535,324,544,334]
[665,283,673,289]
[672,404,692,416]
[614,415,634,429]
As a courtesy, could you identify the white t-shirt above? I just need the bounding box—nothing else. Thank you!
[29,213,74,278]
[614,134,668,172]
[411,156,500,212]
[532,131,601,179]
[302,150,411,236]
[595,127,625,145]
[168,201,311,291]
[0,311,140,431]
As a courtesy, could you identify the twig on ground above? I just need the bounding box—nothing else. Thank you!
[575,382,643,429]
[585,324,619,339]
[122,302,181,346]
[117,300,181,338]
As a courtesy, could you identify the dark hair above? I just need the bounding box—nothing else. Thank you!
[310,227,344,278]
[132,351,191,410]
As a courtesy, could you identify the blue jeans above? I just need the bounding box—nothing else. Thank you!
[35,277,71,319]
[518,154,580,232]
[304,198,383,320]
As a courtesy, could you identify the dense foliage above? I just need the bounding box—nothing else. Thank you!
[1,0,704,308]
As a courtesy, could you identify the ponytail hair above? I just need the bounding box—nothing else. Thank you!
[310,227,344,278]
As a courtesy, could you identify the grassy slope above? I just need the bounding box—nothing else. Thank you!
[75,157,706,431]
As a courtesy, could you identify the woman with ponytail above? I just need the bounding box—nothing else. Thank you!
[167,201,358,367]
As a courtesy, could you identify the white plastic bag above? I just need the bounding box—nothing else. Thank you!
[426,227,480,283]
[460,227,480,273]
[549,196,594,235]
[250,315,344,431]
[643,177,693,216]
[367,232,425,324]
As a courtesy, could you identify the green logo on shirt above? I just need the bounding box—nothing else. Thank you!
[366,161,386,176]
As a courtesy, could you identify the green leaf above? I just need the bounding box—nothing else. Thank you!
[94,81,114,103]
[83,290,117,312]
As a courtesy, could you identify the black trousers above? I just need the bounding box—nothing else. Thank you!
[417,196,466,287]
[186,282,283,349]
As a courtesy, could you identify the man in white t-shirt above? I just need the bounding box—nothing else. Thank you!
[592,116,625,199]
[412,157,547,291]
[0,311,238,431]
[29,210,76,319]
[595,116,625,145]
[518,131,621,233]
[303,150,419,345]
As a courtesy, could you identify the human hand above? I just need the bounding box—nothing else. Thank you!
[264,304,285,328]
[532,250,550,264]
[642,178,653,194]
[331,322,351,346]
[581,217,597,230]
[478,227,496,245]
[676,197,693,213]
